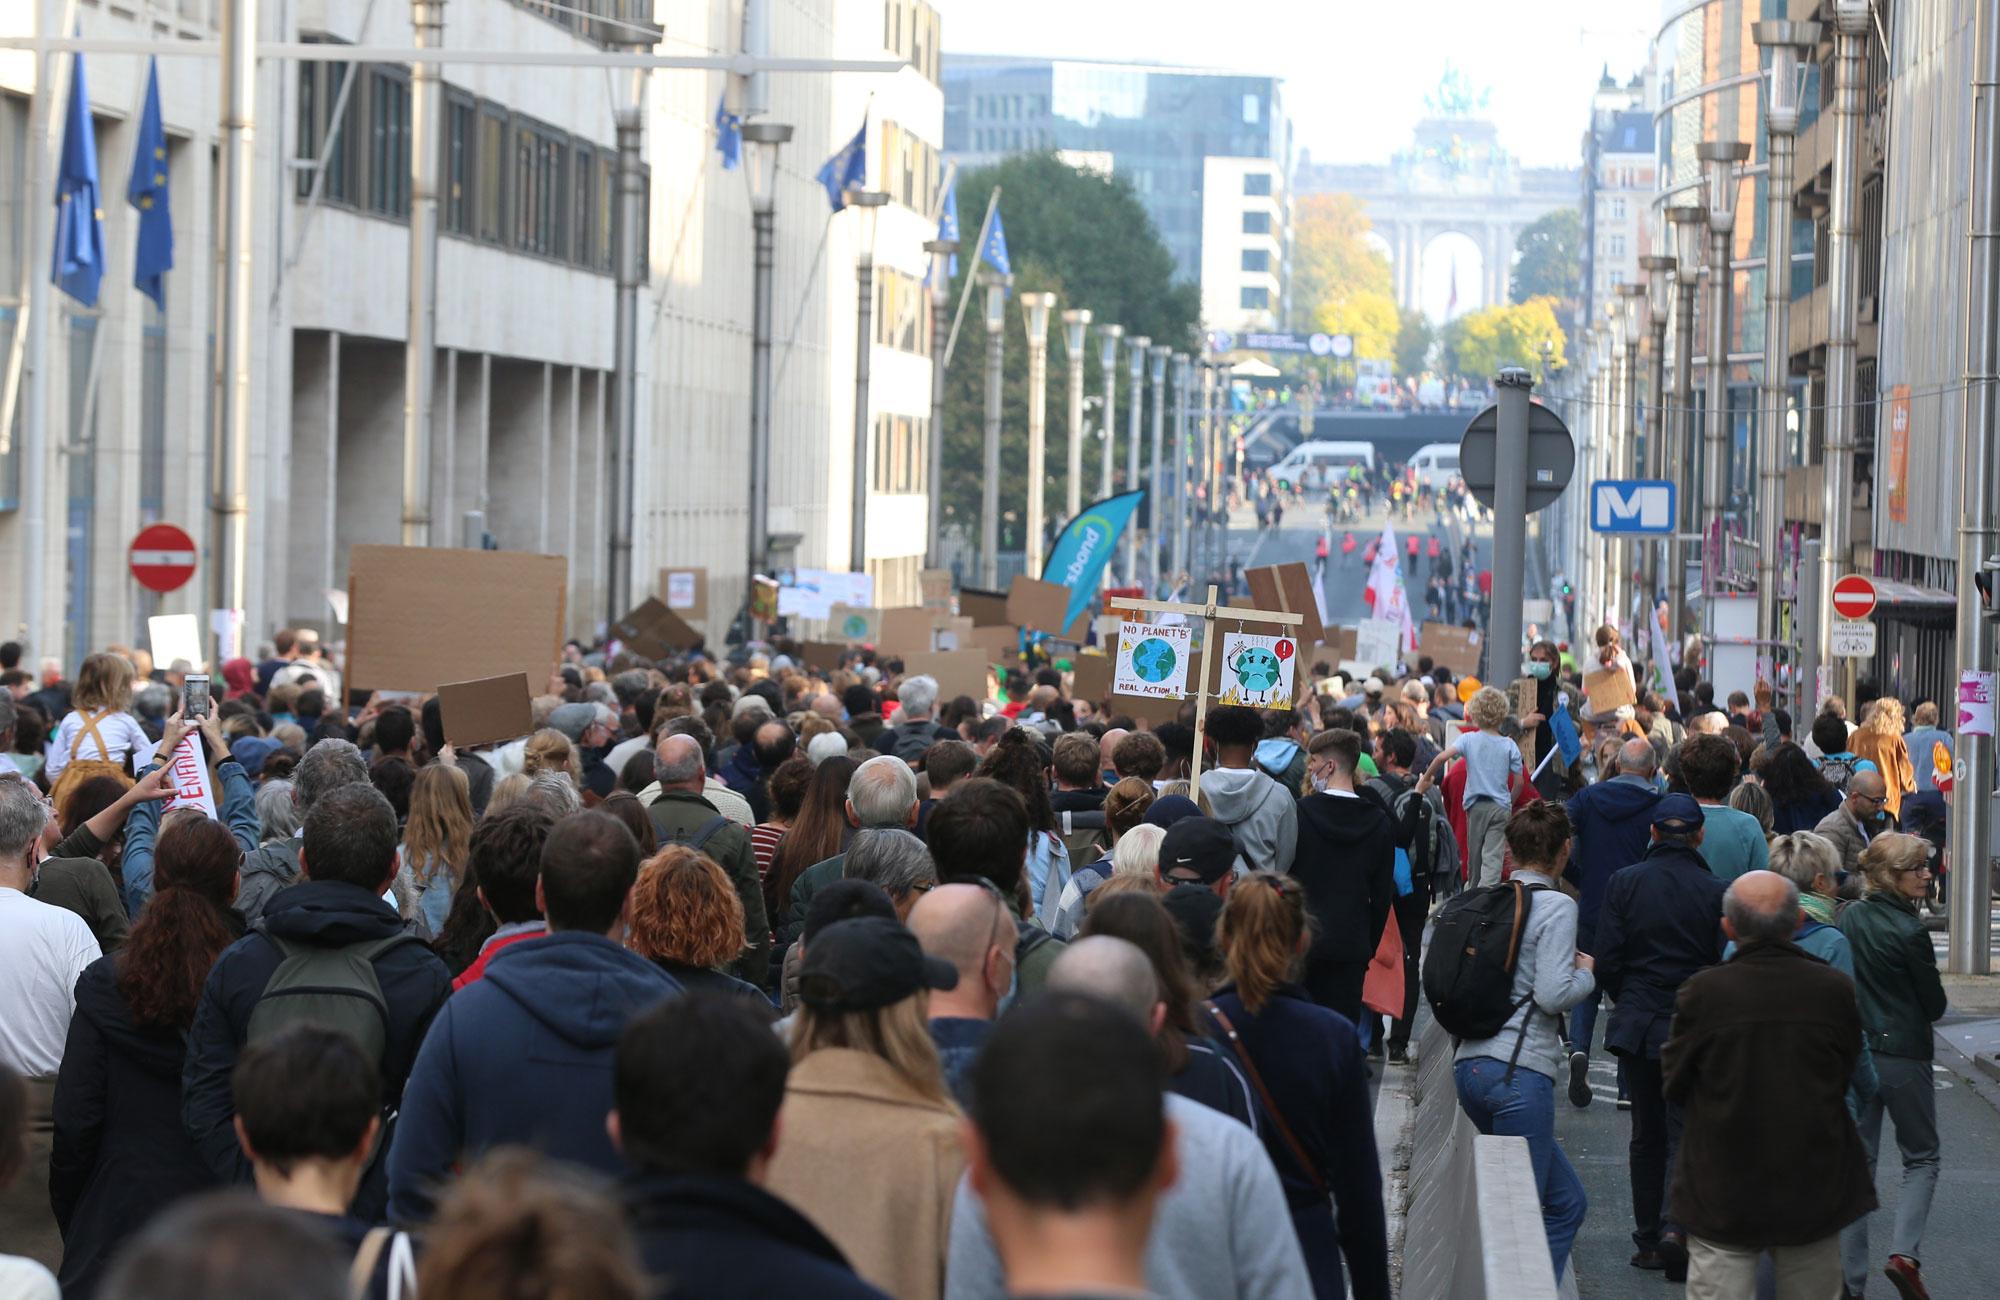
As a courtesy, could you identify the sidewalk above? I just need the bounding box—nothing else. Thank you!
[1940,974,2000,1096]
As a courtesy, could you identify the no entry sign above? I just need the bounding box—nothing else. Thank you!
[130,523,197,593]
[1830,574,1877,621]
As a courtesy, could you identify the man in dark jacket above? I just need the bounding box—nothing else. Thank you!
[1291,729,1394,1023]
[1593,793,1728,1280]
[1561,736,1663,1104]
[614,994,889,1299]
[232,738,370,927]
[648,733,770,984]
[387,810,679,1224]
[180,782,453,1222]
[1362,728,1438,1064]
[881,673,950,764]
[1662,870,1875,1296]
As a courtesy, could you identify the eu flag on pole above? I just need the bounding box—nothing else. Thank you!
[128,57,173,308]
[713,91,741,171]
[51,44,105,308]
[980,204,1010,277]
[816,120,867,211]
[938,177,960,277]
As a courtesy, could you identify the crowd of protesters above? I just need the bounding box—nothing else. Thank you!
[0,617,1964,1300]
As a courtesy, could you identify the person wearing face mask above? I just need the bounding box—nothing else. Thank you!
[1290,730,1396,1024]
[1517,640,1568,799]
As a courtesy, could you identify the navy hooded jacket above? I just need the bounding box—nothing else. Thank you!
[386,930,680,1224]
[1563,774,1663,941]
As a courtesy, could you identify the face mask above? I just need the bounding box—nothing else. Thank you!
[1310,774,1331,793]
[1527,661,1552,680]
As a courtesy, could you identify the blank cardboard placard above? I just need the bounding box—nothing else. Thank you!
[1111,689,1183,727]
[436,673,534,749]
[801,641,848,672]
[660,567,707,614]
[1245,562,1326,646]
[1070,653,1112,706]
[148,614,203,672]
[919,569,953,613]
[878,606,935,654]
[933,616,975,651]
[613,597,699,659]
[1512,677,1539,770]
[905,650,990,702]
[965,623,1021,658]
[1420,622,1483,676]
[958,587,1010,627]
[1310,627,1358,669]
[1584,666,1639,716]
[1006,576,1073,635]
[347,546,567,693]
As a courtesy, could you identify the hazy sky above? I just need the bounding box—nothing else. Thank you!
[937,0,1663,168]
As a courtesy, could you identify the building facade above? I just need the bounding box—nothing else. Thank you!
[0,0,942,662]
[1579,71,1657,334]
[1198,155,1286,332]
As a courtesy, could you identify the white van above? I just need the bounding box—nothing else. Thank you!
[1270,440,1376,488]
[1409,442,1460,490]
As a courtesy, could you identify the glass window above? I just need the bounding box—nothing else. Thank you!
[477,106,507,243]
[1240,286,1270,309]
[1242,172,1271,197]
[1611,197,1626,221]
[1609,234,1625,258]
[296,58,359,204]
[444,92,475,235]
[1241,249,1269,273]
[1242,211,1270,235]
[572,142,595,266]
[365,68,410,218]
[1242,93,1260,124]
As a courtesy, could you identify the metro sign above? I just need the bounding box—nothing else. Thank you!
[1589,479,1677,535]
[1831,575,1877,621]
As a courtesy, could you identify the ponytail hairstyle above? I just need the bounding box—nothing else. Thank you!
[118,815,241,1030]
[1216,872,1309,1014]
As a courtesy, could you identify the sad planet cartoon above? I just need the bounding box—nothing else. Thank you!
[1232,644,1283,693]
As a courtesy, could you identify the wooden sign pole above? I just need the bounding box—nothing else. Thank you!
[1114,584,1304,789]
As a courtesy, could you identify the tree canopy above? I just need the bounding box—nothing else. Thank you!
[1288,194,1391,332]
[1437,296,1567,379]
[1510,208,1583,312]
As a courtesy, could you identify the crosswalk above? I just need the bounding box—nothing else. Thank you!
[1929,904,2000,966]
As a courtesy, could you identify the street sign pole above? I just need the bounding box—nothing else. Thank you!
[1488,369,1532,685]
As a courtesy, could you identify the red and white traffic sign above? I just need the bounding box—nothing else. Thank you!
[1830,574,1877,621]
[130,523,197,593]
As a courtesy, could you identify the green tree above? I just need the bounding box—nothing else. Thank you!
[1288,194,1391,331]
[940,155,1200,561]
[1437,297,1567,379]
[1394,308,1435,377]
[1510,208,1583,310]
[1314,290,1398,361]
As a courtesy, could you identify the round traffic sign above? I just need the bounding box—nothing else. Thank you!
[1830,574,1877,621]
[130,523,198,593]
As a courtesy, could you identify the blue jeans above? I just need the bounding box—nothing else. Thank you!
[1455,1057,1587,1281]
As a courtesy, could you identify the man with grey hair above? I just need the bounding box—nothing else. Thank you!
[235,737,370,926]
[0,774,102,1268]
[949,934,1314,1300]
[641,715,755,827]
[646,732,769,983]
[1661,869,1873,1298]
[883,674,948,763]
[782,756,920,943]
[843,828,937,920]
[1559,733,1664,1108]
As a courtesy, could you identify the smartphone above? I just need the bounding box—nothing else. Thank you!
[183,673,211,720]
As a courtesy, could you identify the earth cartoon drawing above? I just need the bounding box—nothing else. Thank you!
[1231,645,1282,693]
[1131,637,1177,683]
[841,614,870,639]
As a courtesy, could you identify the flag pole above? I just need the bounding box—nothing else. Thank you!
[943,185,998,369]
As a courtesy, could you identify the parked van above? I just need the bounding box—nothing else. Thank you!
[1270,440,1376,488]
[1409,442,1460,490]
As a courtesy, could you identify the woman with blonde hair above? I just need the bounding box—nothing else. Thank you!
[765,915,962,1300]
[1048,776,1156,937]
[626,845,770,1011]
[484,771,533,814]
[417,1149,647,1300]
[46,652,146,813]
[1208,873,1388,1300]
[1850,696,1916,820]
[521,727,581,785]
[395,763,474,940]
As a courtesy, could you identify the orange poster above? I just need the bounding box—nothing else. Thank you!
[1886,384,1912,523]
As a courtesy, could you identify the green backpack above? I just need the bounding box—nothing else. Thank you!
[244,932,427,1067]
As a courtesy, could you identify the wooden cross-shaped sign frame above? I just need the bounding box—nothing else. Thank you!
[1113,584,1305,787]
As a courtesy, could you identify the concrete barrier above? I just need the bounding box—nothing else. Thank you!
[1397,1019,1561,1299]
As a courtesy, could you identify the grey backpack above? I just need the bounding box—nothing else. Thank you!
[244,932,425,1068]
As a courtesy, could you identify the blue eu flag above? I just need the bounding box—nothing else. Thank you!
[937,177,960,277]
[128,57,173,308]
[980,204,1010,277]
[817,120,867,211]
[713,91,741,171]
[51,46,105,308]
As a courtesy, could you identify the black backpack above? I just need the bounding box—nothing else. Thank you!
[1421,879,1550,1041]
[665,815,733,854]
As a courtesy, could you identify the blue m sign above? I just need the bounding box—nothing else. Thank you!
[1590,480,1677,534]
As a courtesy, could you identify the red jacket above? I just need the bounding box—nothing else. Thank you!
[1442,761,1541,882]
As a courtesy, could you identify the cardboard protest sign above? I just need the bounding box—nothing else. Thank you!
[160,733,217,819]
[1070,653,1113,707]
[612,597,699,660]
[1112,691,1183,727]
[801,641,848,672]
[1245,562,1326,646]
[904,650,991,702]
[1354,617,1401,673]
[1310,627,1358,670]
[1113,622,1191,699]
[965,624,1021,659]
[1511,677,1539,769]
[1214,632,1298,710]
[933,616,975,651]
[436,673,535,749]
[919,569,953,614]
[660,567,707,613]
[1006,576,1089,640]
[750,577,780,622]
[957,587,1010,627]
[347,546,566,693]
[149,614,203,672]
[828,604,881,644]
[1584,665,1639,716]
[878,607,935,654]
[1420,622,1483,677]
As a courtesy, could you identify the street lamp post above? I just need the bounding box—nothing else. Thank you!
[922,237,958,567]
[1171,353,1191,581]
[1148,345,1171,593]
[1639,252,1677,617]
[1020,292,1057,578]
[1098,325,1123,505]
[846,189,890,575]
[1618,282,1647,629]
[743,120,793,605]
[1124,336,1150,585]
[404,0,446,553]
[1668,203,1706,651]
[1819,0,1870,706]
[1061,310,1093,525]
[981,273,1011,588]
[1698,140,1750,656]
[1755,20,1819,691]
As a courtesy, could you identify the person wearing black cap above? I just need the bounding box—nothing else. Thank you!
[775,877,899,1018]
[1291,729,1395,1024]
[765,916,963,1300]
[1592,791,1728,1281]
[1155,817,1241,897]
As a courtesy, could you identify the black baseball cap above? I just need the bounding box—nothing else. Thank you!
[802,878,897,944]
[1651,793,1705,835]
[798,916,959,1013]
[1158,816,1237,885]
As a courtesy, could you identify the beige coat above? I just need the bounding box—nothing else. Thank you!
[764,1047,964,1300]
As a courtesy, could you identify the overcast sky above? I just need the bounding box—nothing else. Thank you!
[936,0,1663,169]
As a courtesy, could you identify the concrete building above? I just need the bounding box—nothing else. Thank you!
[0,0,942,661]
[939,54,1290,302]
[1579,70,1657,333]
[1198,155,1286,332]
